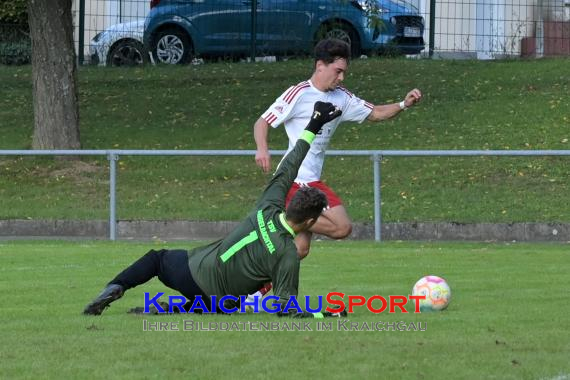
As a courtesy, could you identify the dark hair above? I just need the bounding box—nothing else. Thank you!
[286,187,328,224]
[314,38,351,65]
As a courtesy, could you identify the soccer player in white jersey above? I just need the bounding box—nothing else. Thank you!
[253,38,422,262]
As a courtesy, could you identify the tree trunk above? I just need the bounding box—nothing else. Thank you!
[28,0,81,149]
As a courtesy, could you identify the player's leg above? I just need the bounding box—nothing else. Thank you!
[84,249,168,315]
[307,181,352,239]
[293,182,351,260]
[293,206,351,259]
[309,204,352,239]
[83,249,195,315]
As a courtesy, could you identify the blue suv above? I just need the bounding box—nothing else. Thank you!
[144,0,425,64]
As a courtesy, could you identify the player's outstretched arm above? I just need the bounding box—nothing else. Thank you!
[367,88,422,122]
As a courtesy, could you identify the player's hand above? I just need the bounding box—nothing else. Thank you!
[403,88,422,108]
[255,149,271,173]
[305,101,342,134]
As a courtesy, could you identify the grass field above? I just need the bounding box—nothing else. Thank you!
[1,58,569,223]
[1,240,568,379]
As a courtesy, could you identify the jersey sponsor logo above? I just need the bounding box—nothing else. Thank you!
[256,210,276,254]
[267,219,277,233]
[142,292,427,314]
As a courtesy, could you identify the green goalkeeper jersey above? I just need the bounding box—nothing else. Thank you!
[187,131,316,311]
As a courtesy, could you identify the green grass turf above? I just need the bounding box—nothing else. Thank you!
[1,240,568,379]
[1,58,569,223]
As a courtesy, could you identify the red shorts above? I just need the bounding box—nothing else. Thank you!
[285,181,343,209]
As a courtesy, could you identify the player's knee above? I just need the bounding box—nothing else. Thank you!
[330,222,352,239]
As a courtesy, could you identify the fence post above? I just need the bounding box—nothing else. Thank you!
[536,0,544,58]
[429,0,436,57]
[250,0,258,61]
[78,0,85,65]
[372,153,382,242]
[107,152,119,240]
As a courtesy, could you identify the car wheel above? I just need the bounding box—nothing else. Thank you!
[153,28,192,64]
[106,40,147,67]
[318,23,361,57]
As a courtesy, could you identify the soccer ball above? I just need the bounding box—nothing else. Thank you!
[412,275,451,312]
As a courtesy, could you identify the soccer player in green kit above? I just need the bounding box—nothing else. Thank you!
[84,101,346,318]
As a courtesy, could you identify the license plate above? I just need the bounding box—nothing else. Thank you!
[404,26,421,37]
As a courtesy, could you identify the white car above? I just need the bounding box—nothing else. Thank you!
[89,19,147,66]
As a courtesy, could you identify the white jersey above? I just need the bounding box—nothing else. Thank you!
[261,80,373,183]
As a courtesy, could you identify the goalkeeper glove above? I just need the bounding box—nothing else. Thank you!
[322,308,348,318]
[304,101,342,135]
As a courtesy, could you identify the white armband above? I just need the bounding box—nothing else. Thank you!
[399,100,407,110]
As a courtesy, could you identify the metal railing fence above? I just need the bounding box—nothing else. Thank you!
[1,149,570,241]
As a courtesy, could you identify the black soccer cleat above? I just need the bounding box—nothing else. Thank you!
[83,284,124,315]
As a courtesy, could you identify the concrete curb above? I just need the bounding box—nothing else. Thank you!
[1,219,569,242]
